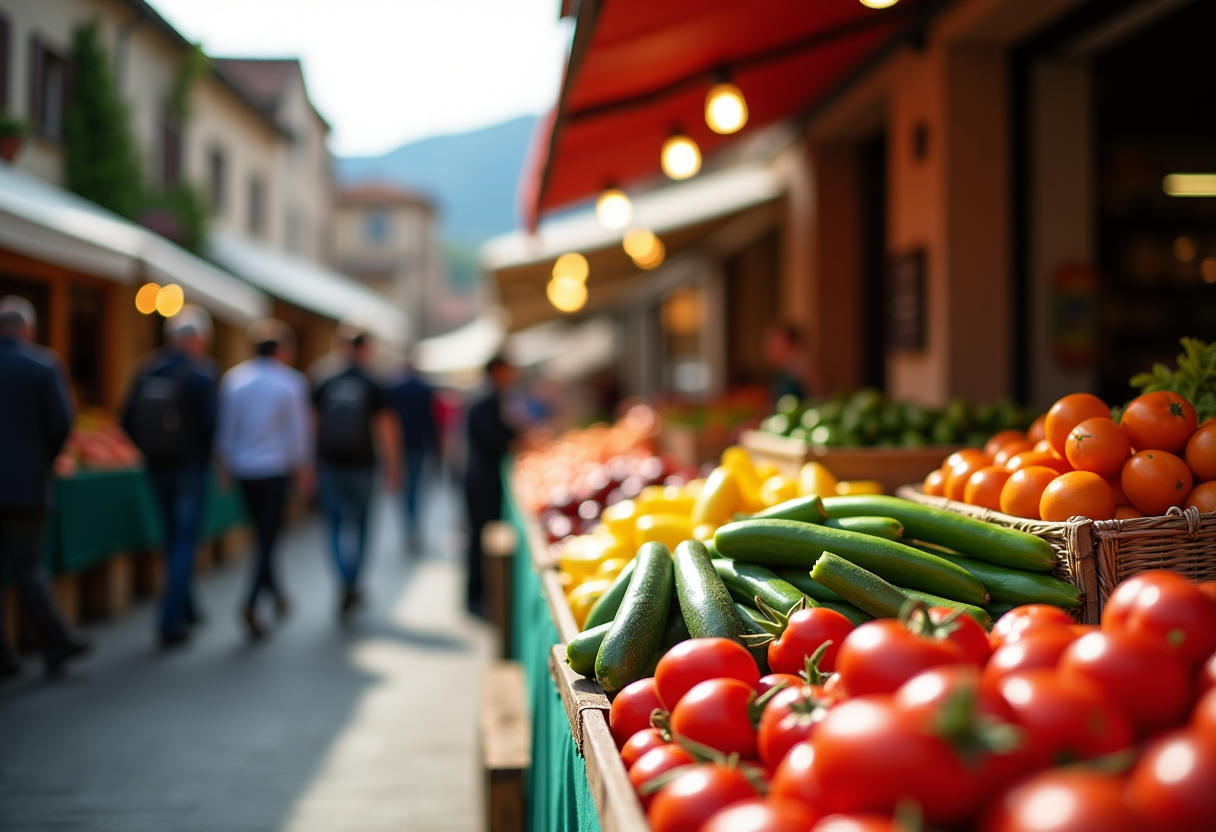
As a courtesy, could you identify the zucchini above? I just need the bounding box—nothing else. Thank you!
[715,519,990,606]
[673,540,747,643]
[824,516,904,541]
[985,603,1017,620]
[732,603,773,674]
[811,553,910,619]
[640,604,693,677]
[895,587,992,628]
[821,495,1056,572]
[774,567,844,603]
[748,495,827,524]
[914,546,1081,610]
[595,541,674,693]
[713,559,815,614]
[583,559,637,630]
[818,599,872,626]
[567,621,610,677]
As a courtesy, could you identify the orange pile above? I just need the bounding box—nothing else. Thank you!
[924,391,1216,521]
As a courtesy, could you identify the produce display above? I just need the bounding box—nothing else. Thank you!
[55,412,140,475]
[1130,337,1216,423]
[924,388,1216,521]
[760,389,1037,449]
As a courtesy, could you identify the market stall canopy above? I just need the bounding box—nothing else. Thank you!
[524,0,918,225]
[209,231,410,349]
[0,162,270,325]
[412,307,508,376]
[508,317,617,381]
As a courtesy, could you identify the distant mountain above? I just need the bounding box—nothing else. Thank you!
[336,115,537,248]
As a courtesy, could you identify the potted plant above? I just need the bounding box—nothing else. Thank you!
[0,111,29,162]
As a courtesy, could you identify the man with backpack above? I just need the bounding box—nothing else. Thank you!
[312,325,397,620]
[122,305,218,648]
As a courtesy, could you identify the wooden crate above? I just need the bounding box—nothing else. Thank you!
[134,550,164,597]
[742,430,959,494]
[482,521,518,660]
[481,661,531,832]
[80,553,134,619]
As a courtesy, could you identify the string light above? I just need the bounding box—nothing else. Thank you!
[623,229,658,260]
[547,275,588,313]
[859,0,899,8]
[595,189,633,229]
[661,135,701,180]
[553,252,590,282]
[135,283,161,315]
[155,284,185,317]
[705,83,748,134]
[634,239,666,270]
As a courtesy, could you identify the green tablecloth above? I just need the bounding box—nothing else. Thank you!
[507,487,602,832]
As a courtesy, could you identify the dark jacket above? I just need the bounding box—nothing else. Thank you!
[0,336,74,509]
[311,364,389,465]
[121,348,218,469]
[463,388,516,502]
[387,374,439,453]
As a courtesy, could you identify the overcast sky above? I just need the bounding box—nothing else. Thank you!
[152,0,571,157]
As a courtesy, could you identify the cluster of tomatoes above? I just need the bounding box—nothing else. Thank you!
[608,570,1216,832]
[925,390,1216,522]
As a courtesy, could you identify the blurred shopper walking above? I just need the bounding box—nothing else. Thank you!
[462,355,518,618]
[312,326,398,620]
[0,297,91,679]
[387,360,439,554]
[122,305,217,648]
[217,319,312,640]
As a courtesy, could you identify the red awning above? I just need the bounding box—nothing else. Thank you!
[524,0,919,228]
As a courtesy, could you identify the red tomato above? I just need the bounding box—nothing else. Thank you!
[812,816,900,832]
[895,664,1016,725]
[768,607,855,675]
[670,678,758,758]
[927,606,991,664]
[1198,580,1216,606]
[980,769,1142,832]
[621,728,668,769]
[1125,730,1216,831]
[758,673,804,698]
[1101,570,1216,669]
[655,638,760,710]
[1057,630,1193,737]
[648,764,758,832]
[610,678,665,749]
[989,604,1075,650]
[701,797,821,832]
[757,684,830,769]
[995,670,1134,768]
[835,620,964,696]
[629,745,694,810]
[811,696,977,826]
[1201,652,1216,696]
[1193,687,1216,743]
[983,626,1079,687]
[821,672,847,703]
[769,741,824,810]
[1120,391,1198,455]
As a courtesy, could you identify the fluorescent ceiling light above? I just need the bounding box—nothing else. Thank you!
[1163,173,1216,197]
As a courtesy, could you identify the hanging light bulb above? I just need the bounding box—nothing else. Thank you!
[135,283,161,315]
[705,83,748,134]
[552,252,589,282]
[661,134,701,180]
[547,275,588,313]
[596,189,632,229]
[622,229,658,260]
[859,0,899,8]
[633,239,666,270]
[155,284,185,317]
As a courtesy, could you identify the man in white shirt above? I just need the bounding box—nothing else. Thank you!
[217,319,313,639]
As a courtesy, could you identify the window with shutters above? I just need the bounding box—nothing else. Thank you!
[29,38,68,142]
[248,174,266,237]
[207,146,226,214]
[161,112,182,187]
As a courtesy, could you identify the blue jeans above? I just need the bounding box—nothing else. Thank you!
[318,464,375,590]
[402,448,429,536]
[149,465,208,638]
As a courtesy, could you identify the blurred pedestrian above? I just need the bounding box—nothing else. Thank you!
[122,304,217,648]
[463,355,518,618]
[312,325,398,620]
[217,319,312,640]
[386,360,439,554]
[0,297,91,679]
[764,320,823,404]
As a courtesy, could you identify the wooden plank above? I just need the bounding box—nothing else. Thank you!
[549,644,610,752]
[481,661,530,832]
[80,552,133,619]
[583,710,651,832]
[482,521,517,660]
[134,551,164,597]
[51,574,79,627]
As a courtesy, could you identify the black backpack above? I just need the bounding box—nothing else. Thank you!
[130,364,192,465]
[317,375,372,461]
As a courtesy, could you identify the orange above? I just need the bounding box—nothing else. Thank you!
[1027,414,1047,445]
[999,466,1060,520]
[1107,475,1131,507]
[1183,480,1216,514]
[923,468,946,497]
[945,457,990,502]
[964,465,1013,511]
[984,430,1026,459]
[1064,417,1131,480]
[1185,422,1216,482]
[1045,393,1110,458]
[942,448,990,474]
[1039,471,1115,522]
[1121,450,1194,517]
[1033,439,1064,459]
[1120,392,1197,455]
[1005,450,1071,476]
[993,440,1035,467]
[1114,506,1144,520]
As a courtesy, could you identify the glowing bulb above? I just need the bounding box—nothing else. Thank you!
[859,0,899,8]
[156,283,185,317]
[661,135,701,180]
[135,283,161,315]
[1163,173,1216,197]
[595,189,632,229]
[705,83,748,134]
[552,252,589,282]
[547,275,588,313]
[633,239,666,270]
[623,229,659,260]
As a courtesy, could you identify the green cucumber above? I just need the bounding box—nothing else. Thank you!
[822,495,1056,572]
[985,603,1017,620]
[914,546,1081,610]
[567,622,610,677]
[713,559,815,614]
[732,603,773,674]
[748,495,827,524]
[774,568,844,602]
[824,516,904,541]
[673,540,746,643]
[583,559,637,630]
[896,587,992,628]
[715,519,990,606]
[818,600,872,626]
[811,553,911,619]
[595,541,674,693]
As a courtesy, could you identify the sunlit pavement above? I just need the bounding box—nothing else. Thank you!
[0,480,492,832]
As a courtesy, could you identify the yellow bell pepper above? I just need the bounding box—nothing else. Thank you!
[634,493,696,518]
[635,513,695,550]
[595,557,630,580]
[755,462,779,481]
[600,500,639,546]
[693,523,717,542]
[683,478,707,499]
[836,480,884,496]
[721,446,766,512]
[691,466,743,527]
[760,474,799,507]
[798,461,839,498]
[637,484,669,504]
[567,579,612,629]
[558,534,627,582]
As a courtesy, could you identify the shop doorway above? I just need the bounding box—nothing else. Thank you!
[858,134,888,392]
